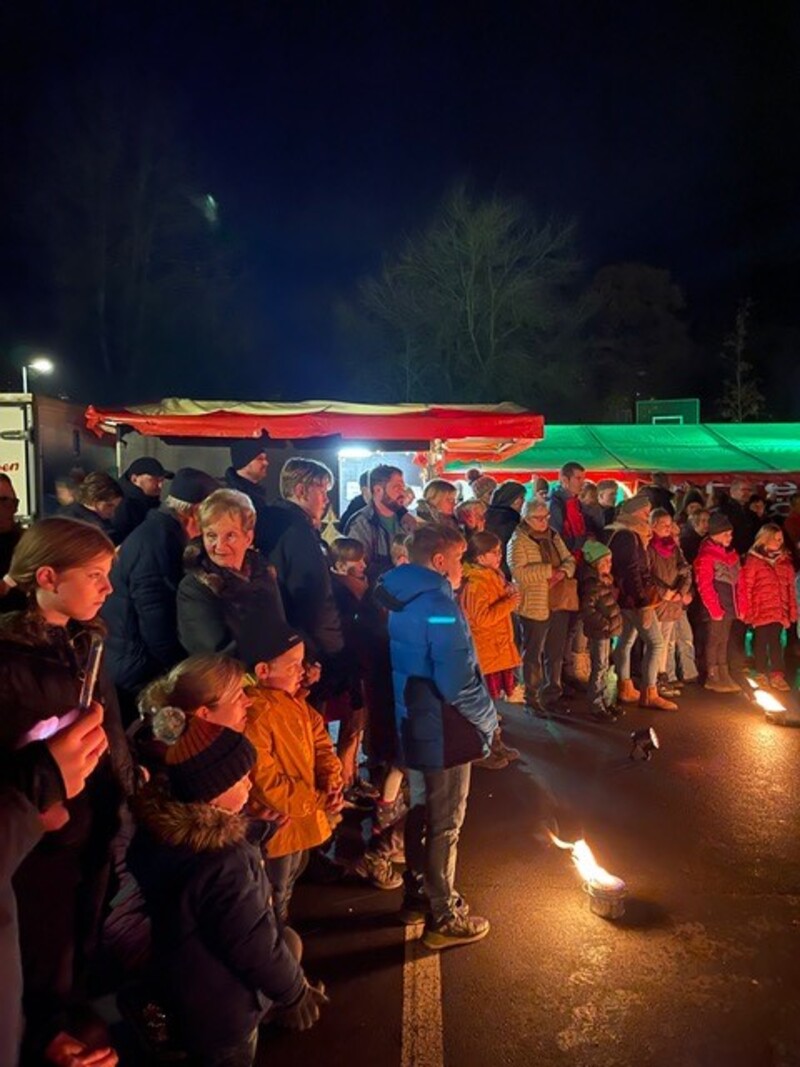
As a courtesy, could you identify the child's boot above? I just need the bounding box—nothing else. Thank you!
[639,686,678,711]
[769,671,791,692]
[618,678,641,703]
[717,666,741,693]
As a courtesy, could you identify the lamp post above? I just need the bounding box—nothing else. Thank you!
[21,356,55,394]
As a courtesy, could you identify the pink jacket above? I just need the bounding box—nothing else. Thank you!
[693,538,741,621]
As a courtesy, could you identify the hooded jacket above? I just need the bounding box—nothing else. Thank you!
[606,516,656,610]
[578,565,622,639]
[507,524,575,621]
[127,783,305,1054]
[738,546,797,629]
[111,477,160,543]
[103,507,189,692]
[177,543,285,658]
[459,562,520,675]
[244,685,342,858]
[375,564,497,770]
[346,502,418,580]
[693,538,741,621]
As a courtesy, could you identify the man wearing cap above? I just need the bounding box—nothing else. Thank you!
[225,435,270,521]
[103,467,219,722]
[112,457,174,543]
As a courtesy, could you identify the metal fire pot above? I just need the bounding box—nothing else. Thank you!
[585,876,627,920]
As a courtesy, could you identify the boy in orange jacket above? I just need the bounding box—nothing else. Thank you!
[239,622,344,924]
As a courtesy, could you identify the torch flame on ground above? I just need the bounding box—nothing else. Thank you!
[744,676,786,714]
[548,832,624,890]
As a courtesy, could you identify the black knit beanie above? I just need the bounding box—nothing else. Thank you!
[165,719,255,803]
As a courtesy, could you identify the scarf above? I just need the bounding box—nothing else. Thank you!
[650,534,677,559]
[563,495,587,546]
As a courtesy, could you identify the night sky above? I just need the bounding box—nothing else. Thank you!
[1,1,798,408]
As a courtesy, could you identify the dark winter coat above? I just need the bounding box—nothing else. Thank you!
[718,495,758,556]
[0,612,133,1015]
[578,566,623,639]
[339,493,368,533]
[257,499,344,660]
[485,504,522,578]
[375,564,497,770]
[127,784,305,1055]
[177,543,285,657]
[738,546,798,629]
[224,468,268,525]
[345,502,418,580]
[693,538,741,621]
[642,484,675,517]
[111,478,160,543]
[606,517,656,611]
[0,525,25,614]
[679,524,704,565]
[103,508,189,693]
[59,502,117,542]
[648,539,692,622]
[0,747,66,1065]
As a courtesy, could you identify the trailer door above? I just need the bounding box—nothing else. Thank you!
[0,396,37,522]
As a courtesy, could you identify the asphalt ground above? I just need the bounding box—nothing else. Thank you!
[257,680,800,1067]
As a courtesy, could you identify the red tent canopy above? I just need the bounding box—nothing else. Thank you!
[85,399,543,460]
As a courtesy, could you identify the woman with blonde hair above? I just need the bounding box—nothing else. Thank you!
[416,478,459,528]
[139,652,252,741]
[0,517,133,1058]
[177,488,285,657]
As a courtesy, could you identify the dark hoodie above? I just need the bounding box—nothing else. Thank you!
[127,783,304,1054]
[375,564,496,770]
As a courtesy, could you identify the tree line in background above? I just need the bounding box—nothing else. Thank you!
[0,72,769,419]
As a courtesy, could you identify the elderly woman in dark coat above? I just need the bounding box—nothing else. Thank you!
[178,489,286,657]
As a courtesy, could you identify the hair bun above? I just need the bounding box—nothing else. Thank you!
[148,706,187,744]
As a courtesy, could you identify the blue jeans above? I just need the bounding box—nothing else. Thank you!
[265,851,307,926]
[406,763,472,924]
[665,612,698,681]
[588,637,611,709]
[614,609,664,689]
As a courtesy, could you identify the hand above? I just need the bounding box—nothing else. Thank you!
[682,593,693,606]
[324,786,344,814]
[45,704,108,799]
[45,1031,118,1066]
[549,569,566,587]
[277,979,329,1031]
[246,798,290,828]
[506,586,522,604]
[303,661,322,688]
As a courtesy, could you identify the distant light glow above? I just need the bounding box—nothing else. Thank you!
[28,356,54,374]
[338,447,373,460]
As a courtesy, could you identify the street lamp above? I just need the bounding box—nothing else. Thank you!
[22,356,55,394]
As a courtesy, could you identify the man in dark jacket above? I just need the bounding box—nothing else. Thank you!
[257,458,346,695]
[339,471,371,532]
[346,465,417,581]
[485,481,526,579]
[376,524,496,951]
[103,468,219,723]
[718,478,758,556]
[549,461,603,556]
[643,472,675,517]
[112,457,174,543]
[224,435,270,524]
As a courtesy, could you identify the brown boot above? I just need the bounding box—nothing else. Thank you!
[618,678,641,704]
[639,686,678,711]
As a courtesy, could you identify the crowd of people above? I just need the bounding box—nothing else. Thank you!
[1,447,799,1066]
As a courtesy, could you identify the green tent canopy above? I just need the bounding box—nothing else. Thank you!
[445,424,800,475]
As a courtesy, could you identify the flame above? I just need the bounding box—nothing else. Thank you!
[549,832,624,889]
[752,688,786,713]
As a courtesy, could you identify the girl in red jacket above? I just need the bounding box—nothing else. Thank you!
[693,512,741,693]
[739,524,797,691]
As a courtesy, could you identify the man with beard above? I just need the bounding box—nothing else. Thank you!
[347,465,418,581]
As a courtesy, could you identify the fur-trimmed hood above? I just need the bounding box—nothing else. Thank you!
[132,779,250,853]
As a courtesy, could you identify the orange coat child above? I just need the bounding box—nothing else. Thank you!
[240,621,344,923]
[460,531,523,703]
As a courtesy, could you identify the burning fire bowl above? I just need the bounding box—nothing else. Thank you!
[584,876,628,920]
